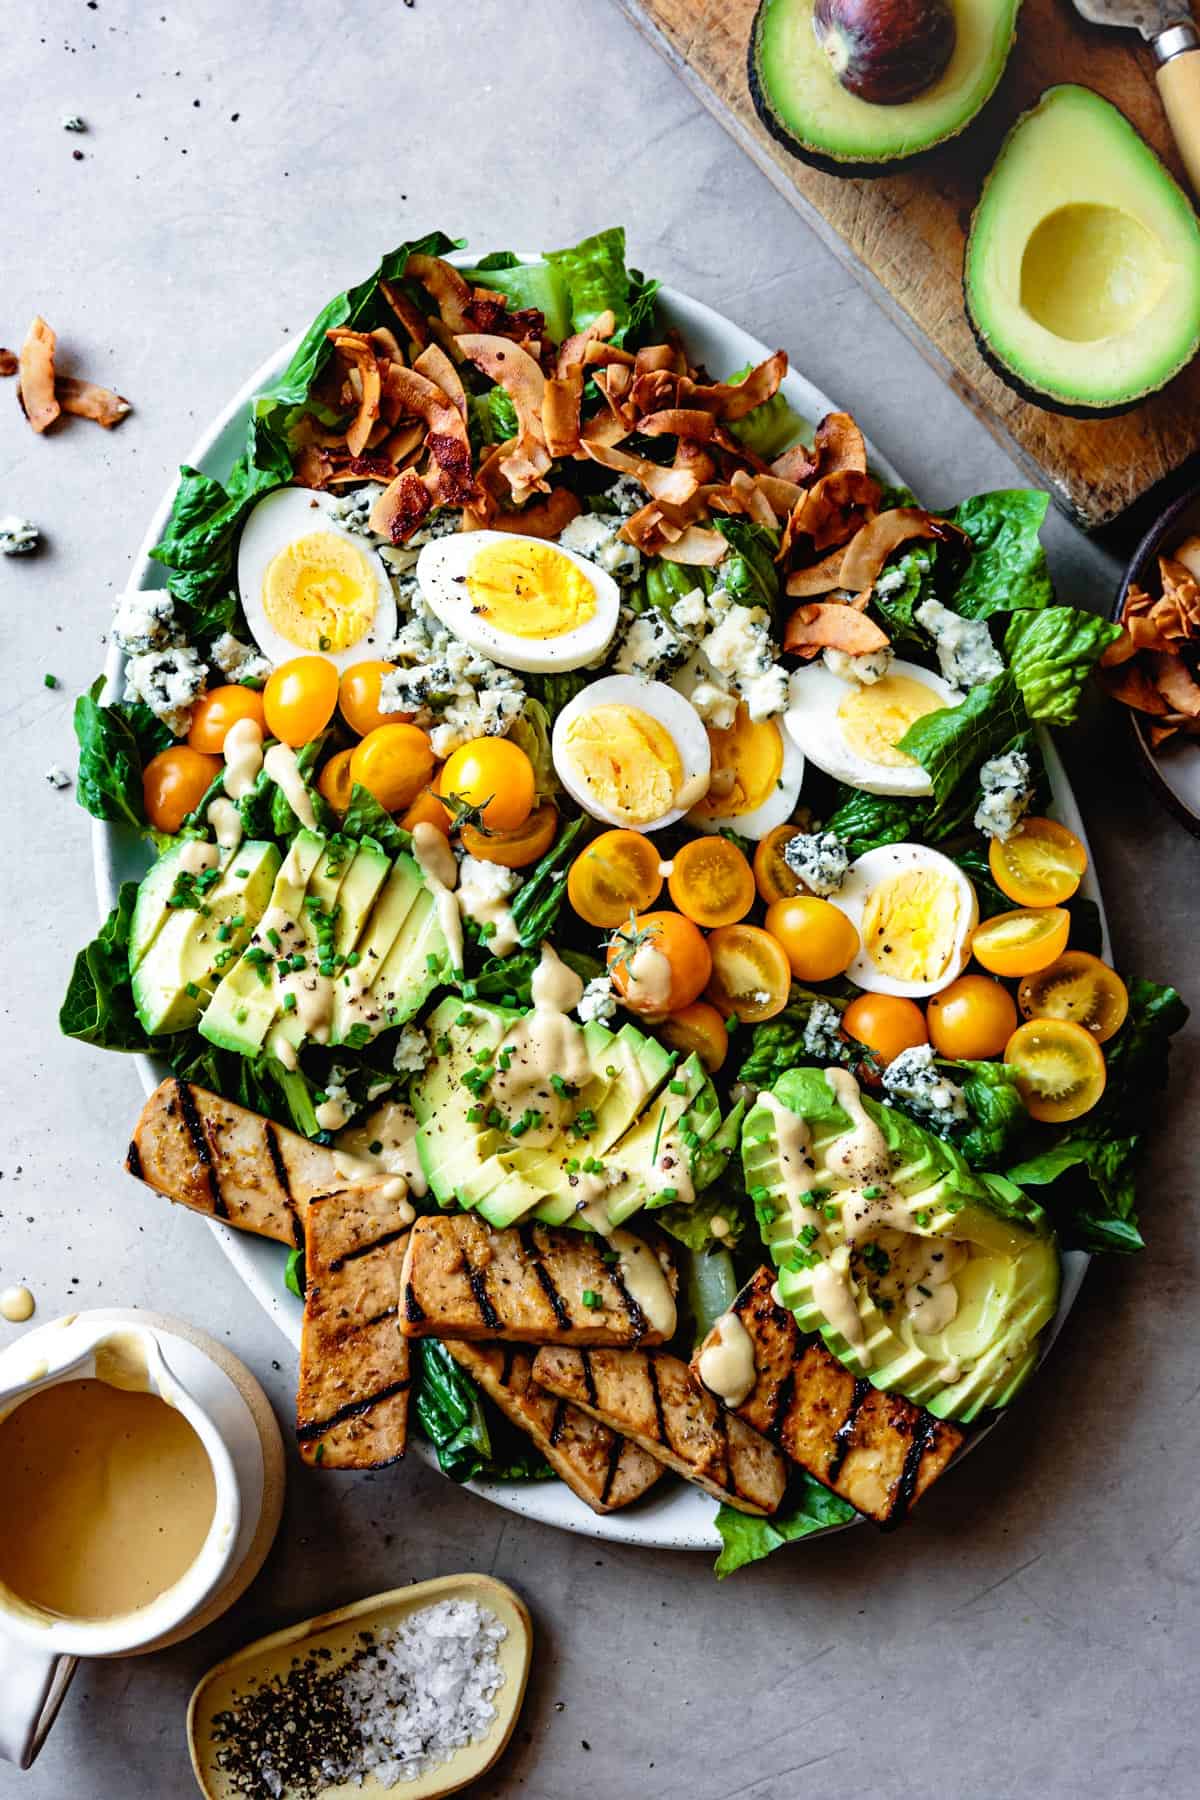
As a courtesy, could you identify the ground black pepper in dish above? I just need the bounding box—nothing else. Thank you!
[209,1643,365,1800]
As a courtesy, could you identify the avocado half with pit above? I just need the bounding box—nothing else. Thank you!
[748,0,1021,175]
[965,86,1200,416]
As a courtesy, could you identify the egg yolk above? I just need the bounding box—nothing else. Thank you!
[690,706,782,820]
[837,674,944,769]
[466,540,597,639]
[862,868,966,983]
[262,530,379,653]
[562,703,683,825]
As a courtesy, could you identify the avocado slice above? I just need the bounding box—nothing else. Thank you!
[749,0,1019,174]
[743,1067,1059,1422]
[129,840,281,1035]
[965,86,1200,415]
[200,832,327,1055]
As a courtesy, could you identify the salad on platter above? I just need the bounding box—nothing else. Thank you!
[62,228,1186,1572]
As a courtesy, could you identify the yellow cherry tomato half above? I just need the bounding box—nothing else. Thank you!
[842,993,927,1066]
[658,1000,729,1074]
[349,722,435,813]
[1018,952,1129,1044]
[608,911,712,1018]
[339,660,402,738]
[439,738,535,834]
[753,824,802,905]
[317,747,356,814]
[989,815,1088,908]
[971,907,1070,978]
[704,923,792,1023]
[263,655,339,748]
[1004,1017,1107,1123]
[399,787,452,836]
[926,974,1018,1061]
[568,830,663,929]
[463,802,559,870]
[142,745,222,834]
[187,684,266,755]
[668,837,756,929]
[763,895,860,983]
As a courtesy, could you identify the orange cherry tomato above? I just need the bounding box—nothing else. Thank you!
[753,824,803,905]
[439,738,535,833]
[704,923,791,1023]
[263,655,339,748]
[668,837,756,929]
[989,816,1088,909]
[1018,952,1129,1044]
[568,830,663,928]
[842,994,927,1066]
[658,1000,729,1074]
[764,895,859,984]
[400,787,452,836]
[972,907,1070,978]
[142,745,222,834]
[1004,1018,1107,1123]
[927,974,1018,1061]
[339,660,402,738]
[462,802,559,870]
[608,911,712,1018]
[317,747,356,814]
[187,684,266,754]
[349,723,435,813]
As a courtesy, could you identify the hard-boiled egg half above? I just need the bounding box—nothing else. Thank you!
[687,704,804,841]
[784,659,956,797]
[417,530,620,674]
[552,675,711,833]
[830,844,978,998]
[237,488,396,671]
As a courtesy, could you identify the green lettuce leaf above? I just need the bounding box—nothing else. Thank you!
[869,542,939,646]
[59,882,150,1052]
[898,675,1028,814]
[73,681,172,831]
[339,783,411,857]
[508,698,557,801]
[823,788,928,858]
[956,1060,1028,1167]
[657,1188,748,1255]
[462,254,573,344]
[413,1338,552,1482]
[726,363,807,461]
[1003,606,1122,726]
[545,227,659,346]
[713,517,781,615]
[715,1479,856,1575]
[945,490,1054,619]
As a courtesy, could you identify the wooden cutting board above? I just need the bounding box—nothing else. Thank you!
[615,0,1200,529]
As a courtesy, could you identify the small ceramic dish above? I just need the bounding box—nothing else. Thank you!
[1111,481,1200,838]
[188,1574,533,1800]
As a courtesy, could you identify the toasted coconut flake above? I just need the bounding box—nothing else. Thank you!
[380,279,430,350]
[0,348,17,378]
[489,487,583,539]
[1099,625,1140,668]
[784,600,890,656]
[55,374,131,428]
[555,311,618,376]
[728,467,779,528]
[369,468,433,543]
[385,362,476,505]
[630,368,680,418]
[785,546,848,596]
[405,254,474,332]
[771,442,819,486]
[1100,661,1172,714]
[368,325,403,365]
[839,507,950,591]
[581,440,697,507]
[383,421,425,464]
[635,343,683,376]
[457,332,550,497]
[789,469,881,553]
[18,316,59,434]
[658,526,729,566]
[542,372,583,458]
[674,440,717,486]
[413,342,468,420]
[328,331,382,458]
[815,410,867,476]
[754,474,804,518]
[686,350,788,421]
[638,408,717,441]
[1157,556,1200,636]
[1151,653,1200,717]
[583,341,637,370]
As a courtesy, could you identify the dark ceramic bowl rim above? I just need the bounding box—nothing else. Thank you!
[1111,483,1200,842]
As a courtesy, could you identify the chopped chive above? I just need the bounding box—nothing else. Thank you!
[650,1106,665,1165]
[185,981,200,998]
[43,672,58,689]
[282,992,297,1013]
[581,1289,601,1311]
[216,922,232,942]
[669,1078,688,1095]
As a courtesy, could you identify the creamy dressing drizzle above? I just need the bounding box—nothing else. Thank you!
[263,742,317,831]
[207,796,243,854]
[697,1308,756,1407]
[490,946,589,1147]
[605,1228,677,1339]
[623,942,673,1015]
[412,822,464,975]
[0,1285,35,1323]
[335,1100,427,1199]
[760,1093,824,1240]
[179,840,220,876]
[221,717,263,801]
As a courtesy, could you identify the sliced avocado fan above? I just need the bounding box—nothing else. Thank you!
[742,1066,1060,1422]
[965,86,1200,415]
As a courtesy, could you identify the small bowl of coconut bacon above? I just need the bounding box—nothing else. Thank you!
[188,1576,532,1799]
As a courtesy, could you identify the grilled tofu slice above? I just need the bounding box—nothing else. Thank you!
[531,1345,787,1517]
[127,1078,370,1244]
[444,1341,665,1515]
[399,1215,676,1347]
[296,1184,412,1470]
[691,1267,963,1526]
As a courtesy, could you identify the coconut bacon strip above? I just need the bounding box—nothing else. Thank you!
[18,316,60,433]
[296,1186,412,1470]
[444,1342,665,1514]
[692,1268,963,1527]
[532,1345,787,1517]
[55,374,132,428]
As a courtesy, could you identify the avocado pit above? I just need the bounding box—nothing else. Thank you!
[813,0,956,106]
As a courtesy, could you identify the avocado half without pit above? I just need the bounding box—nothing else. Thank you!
[965,86,1200,416]
[749,0,1021,173]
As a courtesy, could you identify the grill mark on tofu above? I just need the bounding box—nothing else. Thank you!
[404,1283,427,1324]
[609,1266,648,1341]
[462,1251,501,1331]
[599,1432,623,1508]
[175,1078,224,1217]
[691,1266,964,1526]
[329,1226,410,1272]
[532,1345,787,1517]
[125,1139,143,1181]
[296,1378,411,1440]
[519,1225,571,1331]
[549,1400,568,1447]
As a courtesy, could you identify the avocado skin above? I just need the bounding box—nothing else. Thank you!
[747,0,1020,178]
[963,86,1200,419]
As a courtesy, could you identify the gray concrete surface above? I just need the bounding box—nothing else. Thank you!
[1,3,1197,1796]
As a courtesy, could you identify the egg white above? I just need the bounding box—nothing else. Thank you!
[783,658,957,797]
[237,488,396,672]
[688,722,805,841]
[831,843,979,998]
[416,530,620,674]
[552,674,711,832]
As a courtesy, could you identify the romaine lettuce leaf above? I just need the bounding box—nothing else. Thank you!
[868,542,939,647]
[73,680,172,830]
[715,1479,856,1575]
[1003,606,1122,726]
[898,675,1028,815]
[945,490,1054,619]
[413,1338,552,1482]
[726,363,807,461]
[545,226,659,346]
[59,882,149,1052]
[823,788,928,857]
[339,782,411,857]
[713,517,781,614]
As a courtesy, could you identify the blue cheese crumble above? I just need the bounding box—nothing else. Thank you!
[44,765,72,790]
[803,999,851,1063]
[124,645,207,736]
[0,516,40,556]
[380,616,525,758]
[577,976,617,1026]
[974,749,1034,842]
[782,830,850,896]
[882,1044,967,1126]
[392,1024,429,1076]
[558,512,642,586]
[211,631,272,684]
[112,591,181,656]
[666,583,790,724]
[914,597,1004,692]
[613,607,688,680]
[822,647,894,685]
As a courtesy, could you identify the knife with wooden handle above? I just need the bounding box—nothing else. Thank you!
[1072,2,1200,195]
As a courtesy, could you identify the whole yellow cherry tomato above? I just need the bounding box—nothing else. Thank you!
[263,656,339,748]
[349,723,435,812]
[439,738,535,833]
[142,746,222,833]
